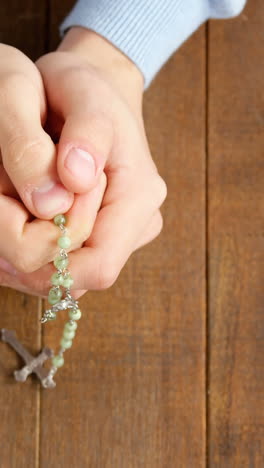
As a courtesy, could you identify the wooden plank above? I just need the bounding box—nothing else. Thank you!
[0,293,41,467]
[40,5,207,466]
[0,0,47,61]
[0,1,47,467]
[47,0,76,50]
[208,1,264,465]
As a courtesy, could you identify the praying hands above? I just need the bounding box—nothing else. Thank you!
[0,28,167,300]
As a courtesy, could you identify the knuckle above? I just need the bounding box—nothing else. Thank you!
[151,174,167,207]
[12,247,38,274]
[6,135,40,161]
[155,211,164,236]
[0,71,26,92]
[5,136,45,171]
[146,212,164,245]
[94,256,119,290]
[156,176,167,205]
[97,269,118,290]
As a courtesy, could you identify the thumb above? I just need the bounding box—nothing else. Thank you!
[0,76,73,219]
[57,112,113,193]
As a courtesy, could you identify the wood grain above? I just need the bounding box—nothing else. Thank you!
[0,0,47,61]
[208,1,264,465]
[0,2,47,466]
[47,0,76,50]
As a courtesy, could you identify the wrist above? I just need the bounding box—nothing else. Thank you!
[58,27,144,107]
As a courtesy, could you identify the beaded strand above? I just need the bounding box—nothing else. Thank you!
[41,213,82,384]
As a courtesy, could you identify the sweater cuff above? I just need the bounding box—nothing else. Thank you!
[60,0,246,88]
[60,0,210,88]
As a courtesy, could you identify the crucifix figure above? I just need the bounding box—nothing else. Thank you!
[1,329,56,389]
[40,295,79,323]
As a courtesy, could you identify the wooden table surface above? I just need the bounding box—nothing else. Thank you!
[0,1,263,467]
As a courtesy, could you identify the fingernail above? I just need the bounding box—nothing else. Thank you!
[64,148,96,183]
[0,257,17,276]
[32,181,72,217]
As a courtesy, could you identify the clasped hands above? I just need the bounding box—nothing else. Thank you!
[0,28,166,300]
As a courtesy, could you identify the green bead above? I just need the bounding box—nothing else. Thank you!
[53,256,69,270]
[60,337,73,349]
[57,236,71,249]
[68,308,82,321]
[62,275,74,288]
[51,272,64,286]
[52,355,64,368]
[65,321,78,332]
[53,214,66,226]
[48,287,62,305]
[63,329,76,340]
[48,296,60,305]
[49,286,62,297]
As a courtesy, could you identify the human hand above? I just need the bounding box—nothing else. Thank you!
[11,28,167,297]
[0,44,74,219]
[0,44,107,297]
[0,164,106,298]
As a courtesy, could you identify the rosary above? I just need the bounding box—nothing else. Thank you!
[1,214,81,389]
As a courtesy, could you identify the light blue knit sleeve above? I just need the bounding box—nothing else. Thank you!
[60,0,247,88]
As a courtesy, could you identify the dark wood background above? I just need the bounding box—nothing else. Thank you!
[0,1,263,466]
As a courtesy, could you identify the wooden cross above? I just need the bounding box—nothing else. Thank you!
[1,329,56,389]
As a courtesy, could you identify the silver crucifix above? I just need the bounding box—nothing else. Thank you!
[1,329,56,388]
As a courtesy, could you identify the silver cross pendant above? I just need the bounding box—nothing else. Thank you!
[1,329,56,389]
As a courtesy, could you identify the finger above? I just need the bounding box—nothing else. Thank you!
[13,170,166,293]
[0,172,107,274]
[0,269,47,298]
[67,210,163,293]
[134,210,164,250]
[57,110,113,194]
[0,163,19,198]
[0,264,87,300]
[38,58,114,194]
[58,174,167,290]
[70,289,88,300]
[0,73,73,219]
